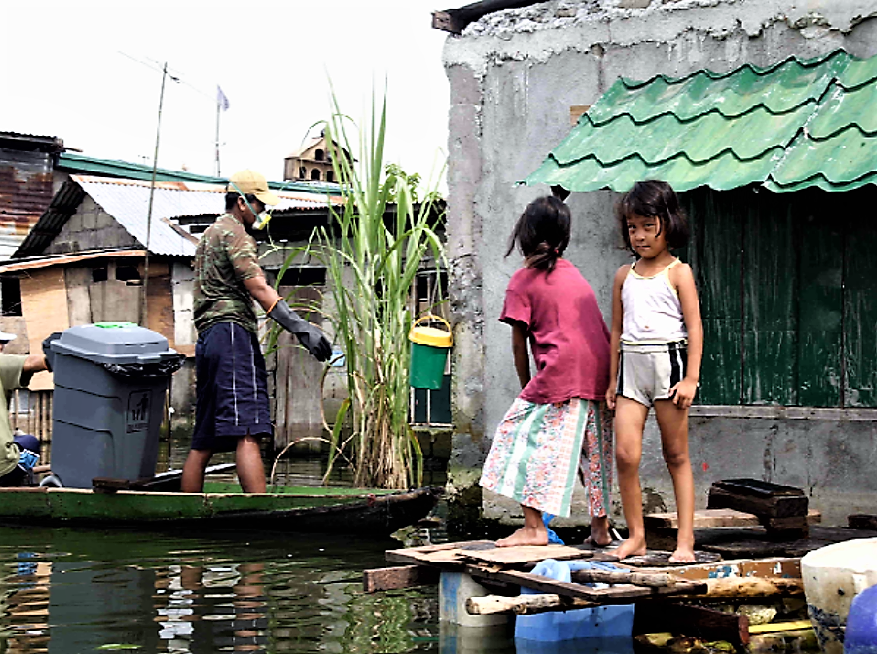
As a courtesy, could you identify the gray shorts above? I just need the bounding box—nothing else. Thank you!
[617,342,688,408]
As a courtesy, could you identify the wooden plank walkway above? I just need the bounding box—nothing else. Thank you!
[366,539,816,648]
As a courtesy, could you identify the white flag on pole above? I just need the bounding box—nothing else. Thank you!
[216,85,230,111]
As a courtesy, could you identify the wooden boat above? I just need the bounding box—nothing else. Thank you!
[0,466,441,534]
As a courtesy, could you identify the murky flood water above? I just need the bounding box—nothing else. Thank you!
[0,522,448,654]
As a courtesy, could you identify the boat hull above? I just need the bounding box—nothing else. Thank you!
[0,485,441,534]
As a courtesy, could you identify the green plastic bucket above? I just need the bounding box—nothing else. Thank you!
[409,315,453,390]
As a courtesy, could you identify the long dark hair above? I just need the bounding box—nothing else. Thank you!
[616,180,689,253]
[505,196,571,272]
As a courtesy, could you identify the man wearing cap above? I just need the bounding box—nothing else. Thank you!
[0,331,51,486]
[181,170,331,493]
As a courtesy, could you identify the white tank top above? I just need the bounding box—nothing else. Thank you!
[621,258,687,344]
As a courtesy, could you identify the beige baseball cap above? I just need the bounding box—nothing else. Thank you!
[227,170,280,206]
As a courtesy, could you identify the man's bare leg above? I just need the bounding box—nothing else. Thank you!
[236,434,266,493]
[497,505,548,547]
[181,449,213,493]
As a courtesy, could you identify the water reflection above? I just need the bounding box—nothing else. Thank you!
[0,525,439,654]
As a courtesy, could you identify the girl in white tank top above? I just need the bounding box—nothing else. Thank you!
[621,258,687,345]
[606,181,703,565]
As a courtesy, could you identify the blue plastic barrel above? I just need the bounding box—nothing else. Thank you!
[845,584,877,654]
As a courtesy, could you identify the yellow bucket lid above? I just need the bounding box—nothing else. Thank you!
[409,316,453,347]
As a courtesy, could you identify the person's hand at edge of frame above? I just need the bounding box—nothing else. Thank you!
[267,299,332,362]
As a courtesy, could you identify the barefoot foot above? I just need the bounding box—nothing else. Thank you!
[610,537,647,560]
[586,517,613,548]
[668,546,696,563]
[496,527,548,547]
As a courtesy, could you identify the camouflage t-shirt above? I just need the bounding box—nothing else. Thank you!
[194,213,264,334]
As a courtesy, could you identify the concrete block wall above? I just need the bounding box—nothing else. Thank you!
[47,196,139,254]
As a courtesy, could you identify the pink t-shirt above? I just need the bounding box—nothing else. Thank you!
[500,259,611,404]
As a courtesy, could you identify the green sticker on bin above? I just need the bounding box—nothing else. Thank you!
[94,322,138,328]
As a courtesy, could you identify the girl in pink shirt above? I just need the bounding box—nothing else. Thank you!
[480,196,614,547]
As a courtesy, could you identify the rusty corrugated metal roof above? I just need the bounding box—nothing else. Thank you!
[525,49,877,193]
[0,133,64,259]
[0,249,146,274]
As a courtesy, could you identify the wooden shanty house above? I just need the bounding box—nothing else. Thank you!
[283,131,353,184]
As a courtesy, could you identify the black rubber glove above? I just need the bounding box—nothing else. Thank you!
[42,332,62,372]
[268,299,332,362]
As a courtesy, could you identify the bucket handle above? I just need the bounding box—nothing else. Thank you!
[412,314,452,334]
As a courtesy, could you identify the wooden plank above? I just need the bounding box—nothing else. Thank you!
[362,565,439,593]
[273,330,291,451]
[145,260,174,344]
[569,569,681,588]
[619,551,722,567]
[569,105,591,126]
[700,577,803,598]
[742,190,798,405]
[90,278,141,324]
[702,540,809,559]
[430,1,539,34]
[844,209,877,407]
[637,557,801,581]
[647,508,821,530]
[849,514,877,530]
[460,544,590,565]
[712,478,806,498]
[20,267,70,391]
[275,285,324,454]
[646,508,760,529]
[633,602,749,646]
[796,194,843,407]
[748,620,812,634]
[63,267,93,326]
[384,540,495,566]
[465,565,706,602]
[683,188,743,405]
[467,594,596,615]
[708,484,808,519]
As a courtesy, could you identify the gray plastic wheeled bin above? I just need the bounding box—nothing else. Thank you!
[49,322,184,488]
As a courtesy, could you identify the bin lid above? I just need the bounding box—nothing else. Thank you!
[51,323,179,365]
[409,325,453,348]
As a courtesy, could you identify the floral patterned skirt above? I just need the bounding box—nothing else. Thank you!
[480,397,613,519]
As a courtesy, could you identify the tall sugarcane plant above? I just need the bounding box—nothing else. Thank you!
[269,92,445,489]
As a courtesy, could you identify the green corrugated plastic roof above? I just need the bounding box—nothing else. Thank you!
[525,49,877,193]
[57,152,341,194]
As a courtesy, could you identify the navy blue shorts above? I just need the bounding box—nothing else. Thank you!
[191,322,272,452]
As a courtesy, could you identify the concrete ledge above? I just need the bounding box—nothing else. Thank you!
[690,406,877,421]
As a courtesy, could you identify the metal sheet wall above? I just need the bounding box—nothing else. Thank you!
[0,149,54,259]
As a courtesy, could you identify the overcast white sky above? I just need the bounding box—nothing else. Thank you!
[1,0,450,190]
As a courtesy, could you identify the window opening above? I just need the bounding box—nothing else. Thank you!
[1,278,22,316]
